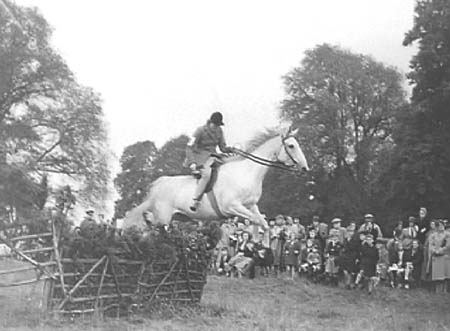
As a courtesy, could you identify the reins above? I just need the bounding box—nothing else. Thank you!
[232,147,298,172]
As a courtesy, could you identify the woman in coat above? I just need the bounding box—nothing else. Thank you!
[428,220,450,293]
[422,219,437,282]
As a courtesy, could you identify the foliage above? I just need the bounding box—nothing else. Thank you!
[114,135,189,219]
[113,140,158,219]
[153,134,190,176]
[373,0,450,219]
[269,44,406,223]
[0,0,111,215]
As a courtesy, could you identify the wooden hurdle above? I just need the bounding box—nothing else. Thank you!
[0,220,209,317]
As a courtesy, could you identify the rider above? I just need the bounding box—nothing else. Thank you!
[185,111,234,212]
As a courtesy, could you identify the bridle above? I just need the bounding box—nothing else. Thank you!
[232,135,300,172]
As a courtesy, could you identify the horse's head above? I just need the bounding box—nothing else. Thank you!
[277,127,309,172]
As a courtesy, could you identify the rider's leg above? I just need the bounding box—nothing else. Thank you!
[190,159,213,211]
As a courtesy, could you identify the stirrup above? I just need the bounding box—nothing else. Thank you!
[189,199,201,212]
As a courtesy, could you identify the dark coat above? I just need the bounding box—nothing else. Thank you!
[284,239,302,267]
[252,244,274,267]
[417,217,430,244]
[360,243,379,277]
[410,247,423,267]
[335,235,360,273]
[389,249,411,267]
[410,247,423,281]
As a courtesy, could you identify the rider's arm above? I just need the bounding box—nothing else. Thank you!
[217,127,233,153]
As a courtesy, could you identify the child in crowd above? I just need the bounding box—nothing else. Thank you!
[306,227,323,251]
[305,244,323,282]
[376,238,389,284]
[284,231,302,280]
[324,231,342,285]
[299,238,314,274]
[408,239,423,288]
[216,247,231,276]
[356,234,379,294]
[388,241,409,288]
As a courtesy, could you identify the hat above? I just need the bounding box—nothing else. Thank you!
[312,215,320,221]
[364,213,374,220]
[408,216,416,223]
[275,214,284,219]
[210,112,224,126]
[331,218,342,224]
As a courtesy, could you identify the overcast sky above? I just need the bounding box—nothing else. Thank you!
[17,0,417,159]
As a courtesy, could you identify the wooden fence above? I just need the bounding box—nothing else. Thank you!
[0,221,208,316]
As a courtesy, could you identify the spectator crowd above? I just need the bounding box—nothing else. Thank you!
[213,207,450,294]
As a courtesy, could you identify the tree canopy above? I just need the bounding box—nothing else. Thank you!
[114,135,189,219]
[259,44,407,224]
[373,0,450,218]
[0,0,111,219]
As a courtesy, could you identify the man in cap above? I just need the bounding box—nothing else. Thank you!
[184,112,235,212]
[80,208,97,232]
[358,213,383,240]
[329,218,347,245]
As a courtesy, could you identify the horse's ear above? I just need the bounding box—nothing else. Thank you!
[290,128,299,136]
[281,125,291,138]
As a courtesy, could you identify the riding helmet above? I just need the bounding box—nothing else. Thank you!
[210,112,224,126]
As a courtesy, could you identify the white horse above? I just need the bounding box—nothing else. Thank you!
[123,127,309,229]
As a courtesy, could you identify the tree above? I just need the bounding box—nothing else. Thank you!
[113,141,158,219]
[113,135,190,219]
[279,44,406,221]
[374,0,450,218]
[153,135,189,176]
[0,1,111,214]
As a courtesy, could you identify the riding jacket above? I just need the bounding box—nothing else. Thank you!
[185,123,230,166]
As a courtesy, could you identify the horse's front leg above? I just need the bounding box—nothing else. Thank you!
[224,203,268,231]
[249,205,268,229]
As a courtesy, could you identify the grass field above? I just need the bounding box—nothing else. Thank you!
[1,259,450,331]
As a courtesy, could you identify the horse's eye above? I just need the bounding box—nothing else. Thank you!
[288,144,294,148]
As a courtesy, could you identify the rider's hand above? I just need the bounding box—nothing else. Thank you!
[223,146,235,154]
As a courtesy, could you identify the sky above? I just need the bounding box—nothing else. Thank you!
[15,0,417,161]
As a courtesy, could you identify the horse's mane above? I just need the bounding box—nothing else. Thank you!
[224,127,282,163]
[244,128,281,153]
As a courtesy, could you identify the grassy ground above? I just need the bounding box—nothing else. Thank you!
[1,259,450,331]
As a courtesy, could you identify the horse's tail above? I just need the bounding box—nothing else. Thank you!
[122,177,166,228]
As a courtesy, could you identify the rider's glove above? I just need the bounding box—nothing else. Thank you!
[223,146,235,154]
